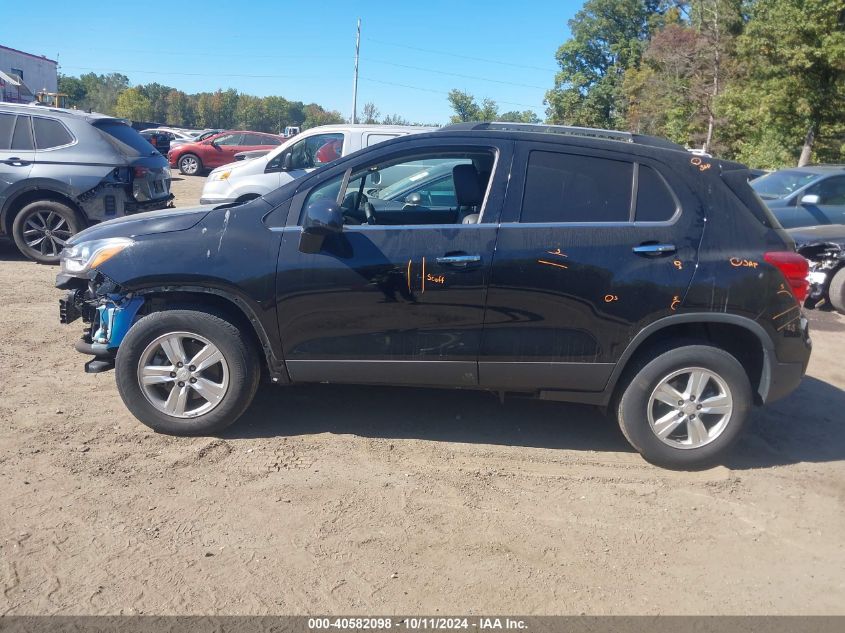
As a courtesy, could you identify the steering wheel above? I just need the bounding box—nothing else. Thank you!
[364,202,377,225]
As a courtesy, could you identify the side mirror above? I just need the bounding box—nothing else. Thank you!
[283,152,293,171]
[800,194,821,205]
[299,197,343,253]
[404,192,422,206]
[370,171,382,186]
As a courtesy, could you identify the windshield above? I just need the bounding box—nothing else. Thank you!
[94,120,156,157]
[751,170,819,200]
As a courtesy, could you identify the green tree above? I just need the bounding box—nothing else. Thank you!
[498,110,542,123]
[57,74,86,107]
[720,0,845,166]
[115,87,153,121]
[302,104,344,129]
[447,89,481,122]
[382,113,410,125]
[545,0,662,128]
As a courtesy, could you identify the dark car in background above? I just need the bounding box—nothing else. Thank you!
[57,122,811,469]
[0,103,172,263]
[167,130,283,176]
[752,165,845,315]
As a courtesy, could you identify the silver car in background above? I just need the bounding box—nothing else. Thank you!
[0,103,172,263]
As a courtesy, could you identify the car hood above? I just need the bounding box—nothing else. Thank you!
[786,224,845,248]
[67,207,211,245]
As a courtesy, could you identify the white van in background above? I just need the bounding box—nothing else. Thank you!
[199,124,435,205]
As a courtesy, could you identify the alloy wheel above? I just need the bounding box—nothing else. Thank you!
[137,332,229,419]
[22,210,73,257]
[647,367,734,449]
[180,155,199,175]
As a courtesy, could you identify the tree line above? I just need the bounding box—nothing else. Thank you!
[543,0,845,167]
[57,73,346,132]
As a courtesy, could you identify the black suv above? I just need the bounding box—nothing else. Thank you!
[56,123,812,468]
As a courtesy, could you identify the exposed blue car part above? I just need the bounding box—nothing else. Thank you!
[91,295,145,351]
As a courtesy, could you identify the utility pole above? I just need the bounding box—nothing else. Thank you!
[352,18,361,124]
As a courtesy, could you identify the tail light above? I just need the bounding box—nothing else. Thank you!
[764,251,810,302]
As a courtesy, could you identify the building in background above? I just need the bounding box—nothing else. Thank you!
[0,44,57,103]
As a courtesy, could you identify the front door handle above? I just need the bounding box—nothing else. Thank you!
[4,157,29,166]
[633,243,676,256]
[436,254,481,267]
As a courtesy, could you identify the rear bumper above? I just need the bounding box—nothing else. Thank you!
[764,360,808,403]
[763,315,811,403]
[126,194,174,214]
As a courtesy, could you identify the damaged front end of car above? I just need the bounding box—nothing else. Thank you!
[795,241,845,308]
[57,238,144,373]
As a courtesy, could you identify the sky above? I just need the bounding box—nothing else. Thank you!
[4,0,580,125]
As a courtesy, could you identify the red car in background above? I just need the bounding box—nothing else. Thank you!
[168,130,283,175]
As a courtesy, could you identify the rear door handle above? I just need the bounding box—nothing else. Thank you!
[4,157,29,166]
[633,243,676,255]
[436,254,481,267]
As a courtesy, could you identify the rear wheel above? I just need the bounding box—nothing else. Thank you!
[115,309,260,435]
[12,199,83,264]
[616,345,752,469]
[827,267,845,315]
[178,153,203,176]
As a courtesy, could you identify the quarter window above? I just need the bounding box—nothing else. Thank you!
[33,117,74,149]
[521,151,632,223]
[807,176,845,205]
[0,113,14,150]
[635,165,678,221]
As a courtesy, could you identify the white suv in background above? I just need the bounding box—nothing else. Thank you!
[199,124,434,205]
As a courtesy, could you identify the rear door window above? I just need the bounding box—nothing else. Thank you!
[33,117,74,149]
[365,133,399,147]
[521,151,632,223]
[0,113,14,150]
[11,115,33,151]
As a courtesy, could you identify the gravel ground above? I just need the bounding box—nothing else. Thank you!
[0,197,844,614]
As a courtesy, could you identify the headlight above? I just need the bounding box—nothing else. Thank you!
[211,170,232,181]
[60,238,134,277]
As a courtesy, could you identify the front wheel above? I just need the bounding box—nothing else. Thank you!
[615,345,752,469]
[115,310,260,435]
[827,267,845,315]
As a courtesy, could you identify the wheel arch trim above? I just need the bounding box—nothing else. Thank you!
[133,284,289,383]
[605,312,776,404]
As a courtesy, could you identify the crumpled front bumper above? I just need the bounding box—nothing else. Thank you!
[58,277,144,373]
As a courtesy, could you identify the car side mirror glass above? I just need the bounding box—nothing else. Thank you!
[370,170,381,186]
[404,192,422,206]
[299,197,343,253]
[800,194,821,205]
[283,152,293,171]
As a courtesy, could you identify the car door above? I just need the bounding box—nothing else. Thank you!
[479,141,702,392]
[265,131,346,188]
[206,133,243,168]
[0,113,35,213]
[274,136,511,387]
[801,175,845,225]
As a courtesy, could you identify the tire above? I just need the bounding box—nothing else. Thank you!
[615,345,752,469]
[12,199,83,264]
[178,153,203,176]
[827,267,845,315]
[115,309,260,435]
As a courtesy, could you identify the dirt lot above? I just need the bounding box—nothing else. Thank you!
[1,192,844,614]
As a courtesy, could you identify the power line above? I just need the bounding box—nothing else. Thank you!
[60,66,314,80]
[368,37,559,73]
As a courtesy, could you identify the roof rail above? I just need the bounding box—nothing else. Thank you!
[438,121,686,151]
